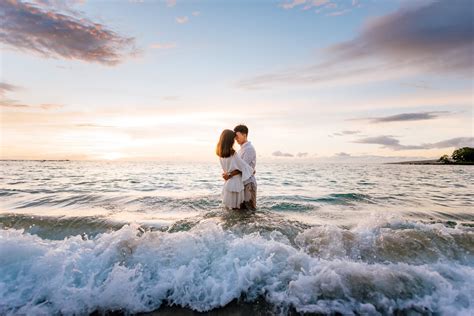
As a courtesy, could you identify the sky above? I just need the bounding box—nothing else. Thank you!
[0,0,473,162]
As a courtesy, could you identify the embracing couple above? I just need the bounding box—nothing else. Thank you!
[216,124,257,211]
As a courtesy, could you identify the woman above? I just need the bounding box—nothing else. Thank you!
[216,129,254,210]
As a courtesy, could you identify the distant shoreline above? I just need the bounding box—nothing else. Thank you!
[1,159,473,165]
[387,159,474,165]
[0,159,71,162]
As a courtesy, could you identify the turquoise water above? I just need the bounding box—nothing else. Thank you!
[0,161,473,315]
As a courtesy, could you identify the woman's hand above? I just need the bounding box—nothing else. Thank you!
[223,170,240,180]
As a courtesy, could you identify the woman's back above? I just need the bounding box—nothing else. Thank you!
[219,154,233,173]
[220,153,244,192]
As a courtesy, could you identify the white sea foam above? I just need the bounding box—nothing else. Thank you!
[1,220,473,315]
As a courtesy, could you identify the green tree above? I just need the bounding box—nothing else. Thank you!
[451,147,474,163]
[438,154,450,163]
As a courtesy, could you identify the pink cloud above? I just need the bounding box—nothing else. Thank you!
[1,0,139,65]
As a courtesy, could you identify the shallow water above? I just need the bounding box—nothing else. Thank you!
[0,160,473,315]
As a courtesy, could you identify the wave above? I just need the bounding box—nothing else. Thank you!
[0,192,222,214]
[0,220,473,315]
[0,191,376,215]
[295,220,474,265]
[0,214,131,240]
[5,188,470,224]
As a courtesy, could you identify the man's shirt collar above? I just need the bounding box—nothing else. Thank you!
[241,141,251,149]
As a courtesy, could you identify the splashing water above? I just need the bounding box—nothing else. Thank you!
[0,160,473,315]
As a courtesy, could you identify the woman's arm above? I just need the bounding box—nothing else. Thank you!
[222,169,241,180]
[222,168,256,180]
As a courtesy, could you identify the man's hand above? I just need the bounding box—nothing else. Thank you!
[222,172,230,180]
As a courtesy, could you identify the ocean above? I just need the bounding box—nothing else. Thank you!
[0,160,473,315]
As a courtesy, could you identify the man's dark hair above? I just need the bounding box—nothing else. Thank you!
[234,124,248,135]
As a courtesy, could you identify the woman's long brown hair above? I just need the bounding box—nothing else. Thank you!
[216,129,236,158]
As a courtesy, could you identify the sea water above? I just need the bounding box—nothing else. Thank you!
[0,160,473,315]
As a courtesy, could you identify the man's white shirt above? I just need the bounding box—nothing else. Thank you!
[238,141,257,186]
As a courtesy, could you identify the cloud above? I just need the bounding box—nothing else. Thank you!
[192,11,200,16]
[354,135,427,150]
[0,82,20,96]
[150,42,177,49]
[279,0,329,10]
[236,63,404,90]
[1,0,138,66]
[0,82,63,110]
[330,130,361,137]
[341,130,360,135]
[324,0,473,74]
[272,150,294,157]
[327,152,430,163]
[279,0,360,15]
[131,1,176,7]
[0,99,30,109]
[361,111,451,123]
[296,152,308,157]
[161,96,180,101]
[334,152,351,157]
[239,0,473,89]
[399,82,436,90]
[327,9,351,16]
[428,137,474,149]
[1,99,63,110]
[0,82,26,108]
[39,104,64,110]
[176,16,189,24]
[165,0,176,7]
[75,123,115,128]
[279,0,308,10]
[354,135,474,151]
[33,0,85,12]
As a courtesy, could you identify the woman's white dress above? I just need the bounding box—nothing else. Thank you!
[219,152,254,209]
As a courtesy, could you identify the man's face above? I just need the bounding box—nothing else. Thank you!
[235,132,246,145]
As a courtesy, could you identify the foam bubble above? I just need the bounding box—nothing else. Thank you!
[0,220,473,315]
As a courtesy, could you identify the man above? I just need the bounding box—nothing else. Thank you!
[222,124,257,210]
